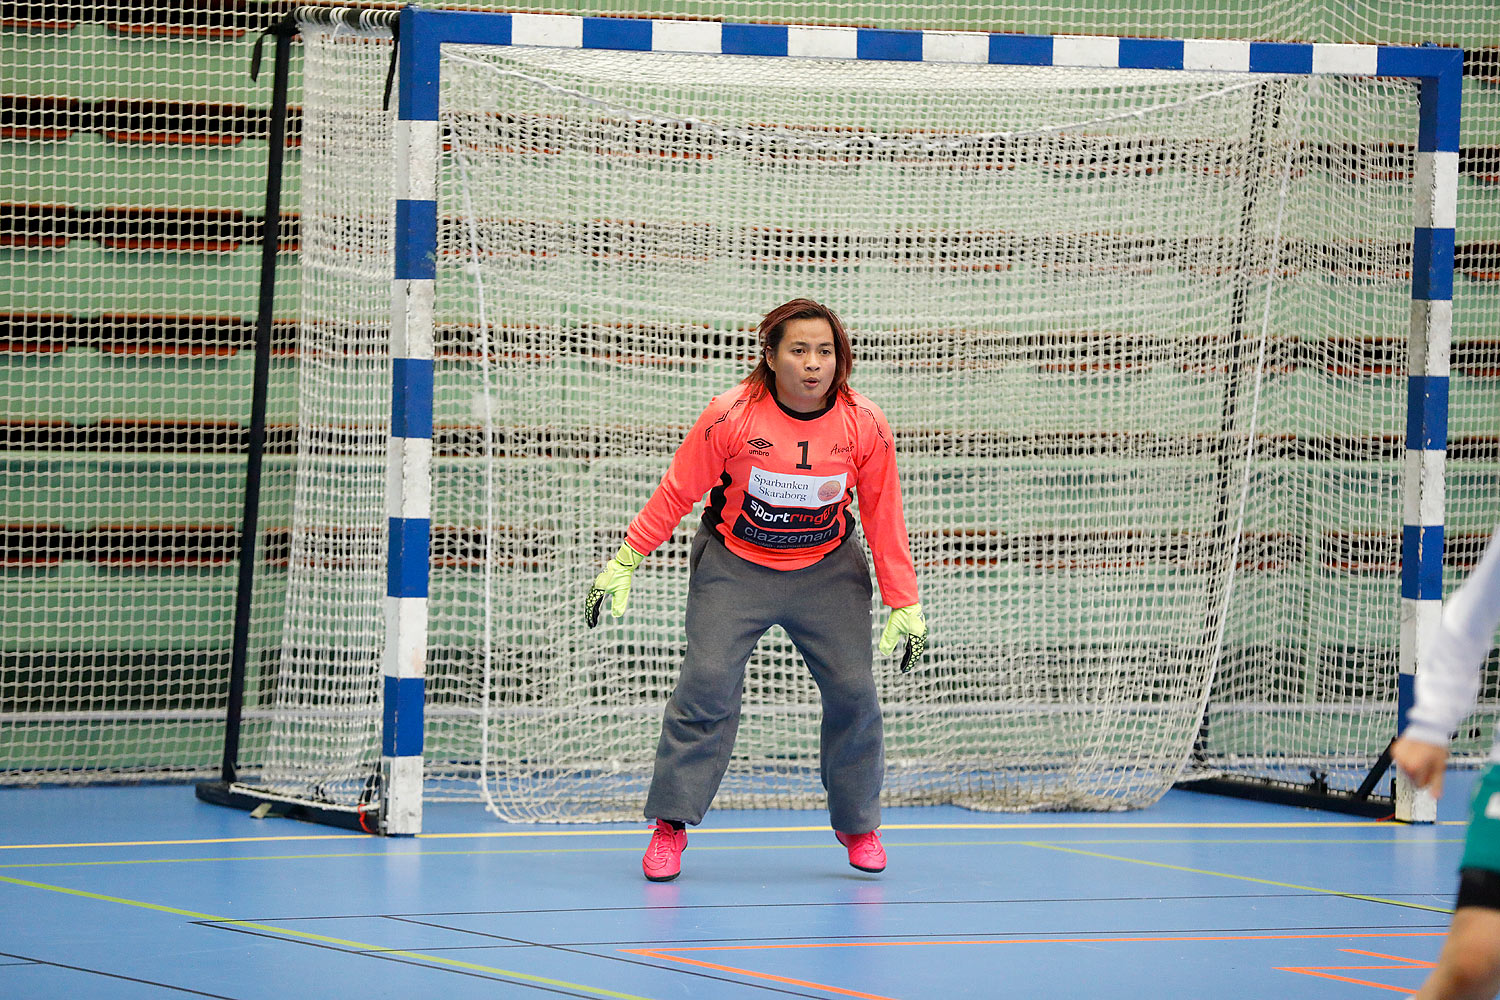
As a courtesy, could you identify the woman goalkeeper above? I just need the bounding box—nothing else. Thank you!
[584,298,927,882]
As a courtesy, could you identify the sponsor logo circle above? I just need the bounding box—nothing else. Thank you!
[818,481,841,502]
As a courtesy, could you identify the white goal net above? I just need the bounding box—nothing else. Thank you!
[259,18,1423,821]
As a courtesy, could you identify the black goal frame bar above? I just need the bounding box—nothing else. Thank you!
[194,13,383,836]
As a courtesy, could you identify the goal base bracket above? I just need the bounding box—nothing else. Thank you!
[195,781,382,835]
[1172,775,1395,819]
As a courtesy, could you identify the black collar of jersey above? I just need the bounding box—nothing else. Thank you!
[770,389,835,421]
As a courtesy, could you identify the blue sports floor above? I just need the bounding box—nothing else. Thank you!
[0,774,1482,999]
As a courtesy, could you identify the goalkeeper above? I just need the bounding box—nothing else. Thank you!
[585,298,927,882]
[1392,524,1500,1000]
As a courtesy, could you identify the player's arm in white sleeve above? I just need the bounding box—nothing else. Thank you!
[1392,525,1500,797]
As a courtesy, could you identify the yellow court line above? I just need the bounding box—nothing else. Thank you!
[0,873,657,1000]
[886,822,1464,830]
[0,833,376,850]
[0,837,1468,873]
[1025,842,1456,914]
[1,819,1462,852]
[427,820,1467,836]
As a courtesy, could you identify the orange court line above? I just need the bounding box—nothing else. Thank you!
[1342,949,1436,966]
[1276,945,1435,995]
[626,932,1447,999]
[625,930,1447,954]
[1283,964,1428,971]
[1275,968,1417,995]
[628,950,899,1000]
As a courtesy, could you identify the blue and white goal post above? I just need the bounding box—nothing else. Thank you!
[285,5,1461,834]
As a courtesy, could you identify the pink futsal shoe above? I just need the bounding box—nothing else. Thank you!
[835,828,886,873]
[642,819,687,882]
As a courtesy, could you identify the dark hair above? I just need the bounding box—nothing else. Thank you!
[742,298,854,406]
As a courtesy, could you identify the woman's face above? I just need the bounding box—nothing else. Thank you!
[767,317,836,413]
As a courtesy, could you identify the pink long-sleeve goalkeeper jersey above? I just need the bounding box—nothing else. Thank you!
[624,382,920,609]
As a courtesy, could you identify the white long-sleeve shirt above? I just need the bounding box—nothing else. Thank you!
[1403,525,1500,758]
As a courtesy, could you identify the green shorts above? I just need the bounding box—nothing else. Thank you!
[1461,763,1500,874]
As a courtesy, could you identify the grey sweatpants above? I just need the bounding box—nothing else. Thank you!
[644,524,883,834]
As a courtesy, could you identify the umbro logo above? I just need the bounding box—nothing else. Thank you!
[747,438,773,449]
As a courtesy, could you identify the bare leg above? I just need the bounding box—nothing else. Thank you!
[1415,907,1500,1000]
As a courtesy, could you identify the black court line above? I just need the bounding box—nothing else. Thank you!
[0,950,240,999]
[211,893,1452,929]
[384,916,831,999]
[331,917,1450,951]
[201,922,610,1000]
[209,889,1456,923]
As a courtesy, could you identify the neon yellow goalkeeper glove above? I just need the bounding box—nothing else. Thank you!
[584,542,644,627]
[879,603,927,673]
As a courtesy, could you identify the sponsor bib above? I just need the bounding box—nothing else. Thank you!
[747,467,847,508]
